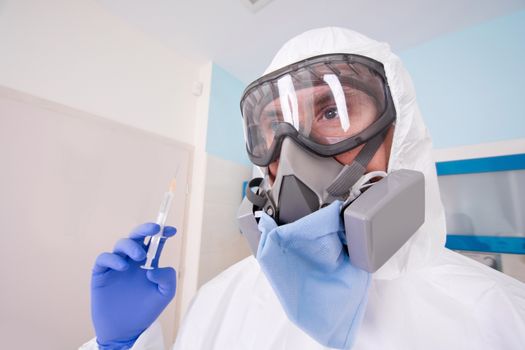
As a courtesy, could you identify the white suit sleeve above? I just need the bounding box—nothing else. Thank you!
[79,322,165,350]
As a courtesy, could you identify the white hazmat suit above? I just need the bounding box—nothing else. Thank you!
[81,27,525,350]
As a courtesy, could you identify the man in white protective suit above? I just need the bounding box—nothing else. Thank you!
[82,27,525,350]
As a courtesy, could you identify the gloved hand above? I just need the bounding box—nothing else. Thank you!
[257,201,371,350]
[91,223,177,350]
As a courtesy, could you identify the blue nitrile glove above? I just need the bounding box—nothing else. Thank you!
[91,223,177,350]
[257,201,371,350]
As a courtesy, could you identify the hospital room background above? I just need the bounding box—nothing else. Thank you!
[0,1,524,349]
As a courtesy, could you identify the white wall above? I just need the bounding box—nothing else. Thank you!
[176,62,212,322]
[198,154,252,287]
[195,63,253,288]
[0,0,209,346]
[0,87,192,349]
[176,62,252,321]
[0,0,201,145]
[433,139,525,162]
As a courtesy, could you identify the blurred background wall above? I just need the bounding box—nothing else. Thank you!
[198,64,252,288]
[399,9,525,149]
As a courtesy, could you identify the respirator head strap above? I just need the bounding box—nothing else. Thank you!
[245,177,268,209]
[326,130,387,198]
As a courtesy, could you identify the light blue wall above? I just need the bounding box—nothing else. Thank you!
[205,63,250,165]
[399,10,525,149]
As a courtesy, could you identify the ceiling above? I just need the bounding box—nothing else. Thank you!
[97,0,525,83]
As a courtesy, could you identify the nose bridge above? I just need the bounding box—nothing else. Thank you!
[297,103,310,129]
[294,92,315,134]
[272,138,344,205]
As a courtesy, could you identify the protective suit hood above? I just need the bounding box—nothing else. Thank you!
[263,27,447,280]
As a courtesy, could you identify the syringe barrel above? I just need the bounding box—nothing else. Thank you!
[141,190,174,270]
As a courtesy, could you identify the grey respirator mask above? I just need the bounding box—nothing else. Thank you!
[237,54,425,272]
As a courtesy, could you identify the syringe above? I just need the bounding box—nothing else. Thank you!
[141,177,177,270]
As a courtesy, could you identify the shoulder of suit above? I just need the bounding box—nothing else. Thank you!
[198,255,261,295]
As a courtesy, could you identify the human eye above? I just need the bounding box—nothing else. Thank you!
[321,106,339,120]
[315,105,340,123]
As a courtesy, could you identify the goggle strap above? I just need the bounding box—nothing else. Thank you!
[325,131,387,198]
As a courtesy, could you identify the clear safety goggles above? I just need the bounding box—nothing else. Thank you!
[240,54,396,166]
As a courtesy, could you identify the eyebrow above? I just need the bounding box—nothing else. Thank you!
[311,90,334,106]
[262,89,335,114]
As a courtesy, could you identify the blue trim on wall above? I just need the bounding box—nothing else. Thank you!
[446,235,525,255]
[242,180,248,199]
[436,153,525,176]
